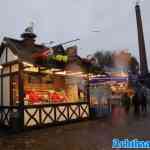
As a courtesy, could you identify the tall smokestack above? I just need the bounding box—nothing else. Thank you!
[135,3,148,75]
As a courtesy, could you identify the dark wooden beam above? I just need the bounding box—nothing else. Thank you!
[18,62,25,130]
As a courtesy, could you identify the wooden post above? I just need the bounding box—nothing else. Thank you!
[18,62,24,131]
[87,74,90,103]
[86,73,91,118]
[1,69,3,106]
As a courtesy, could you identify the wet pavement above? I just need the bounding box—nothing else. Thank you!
[0,106,150,150]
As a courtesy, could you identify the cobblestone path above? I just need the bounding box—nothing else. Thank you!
[0,107,150,150]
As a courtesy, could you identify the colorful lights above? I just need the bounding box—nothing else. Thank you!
[23,61,34,67]
[0,65,3,69]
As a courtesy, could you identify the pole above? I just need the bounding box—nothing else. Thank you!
[52,39,80,47]
[18,62,24,131]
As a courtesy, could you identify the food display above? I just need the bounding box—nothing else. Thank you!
[25,89,68,105]
[25,90,42,104]
[48,90,68,103]
[22,71,85,105]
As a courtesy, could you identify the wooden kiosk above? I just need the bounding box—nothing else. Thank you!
[0,28,89,129]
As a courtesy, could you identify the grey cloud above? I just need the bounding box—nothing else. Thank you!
[0,0,150,68]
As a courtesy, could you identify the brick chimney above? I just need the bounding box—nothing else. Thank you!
[21,25,37,47]
[135,3,148,75]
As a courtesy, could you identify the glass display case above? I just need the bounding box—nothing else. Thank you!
[21,72,86,105]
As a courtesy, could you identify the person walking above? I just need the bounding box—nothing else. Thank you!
[121,93,131,114]
[138,84,148,114]
[132,92,140,115]
[141,92,147,114]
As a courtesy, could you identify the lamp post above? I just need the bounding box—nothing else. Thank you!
[85,57,93,118]
[87,72,90,104]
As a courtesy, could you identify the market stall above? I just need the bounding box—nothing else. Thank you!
[89,73,134,117]
[22,66,89,127]
[0,29,89,129]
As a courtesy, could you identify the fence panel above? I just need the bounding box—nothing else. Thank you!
[0,106,18,127]
[24,102,89,128]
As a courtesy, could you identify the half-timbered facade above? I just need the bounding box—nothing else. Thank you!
[0,28,89,130]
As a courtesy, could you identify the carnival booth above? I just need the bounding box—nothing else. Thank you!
[0,28,89,129]
[89,73,134,117]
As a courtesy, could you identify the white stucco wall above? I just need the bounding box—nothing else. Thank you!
[0,48,18,65]
[3,76,10,106]
[7,48,18,62]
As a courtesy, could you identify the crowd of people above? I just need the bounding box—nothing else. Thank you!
[121,84,148,115]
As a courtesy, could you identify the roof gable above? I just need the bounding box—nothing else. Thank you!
[3,37,46,63]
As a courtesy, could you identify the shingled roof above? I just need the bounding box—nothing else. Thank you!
[3,37,46,64]
[0,23,105,76]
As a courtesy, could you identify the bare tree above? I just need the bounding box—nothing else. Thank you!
[93,50,139,74]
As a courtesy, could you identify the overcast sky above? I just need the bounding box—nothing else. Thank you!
[0,0,150,66]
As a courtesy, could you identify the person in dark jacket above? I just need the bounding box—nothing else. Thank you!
[141,92,147,113]
[132,92,140,115]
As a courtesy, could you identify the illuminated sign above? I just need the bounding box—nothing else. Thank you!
[48,54,68,63]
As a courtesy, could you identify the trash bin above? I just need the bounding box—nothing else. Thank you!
[10,111,21,132]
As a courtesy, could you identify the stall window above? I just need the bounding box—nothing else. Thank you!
[11,64,19,72]
[23,72,86,105]
[3,67,10,74]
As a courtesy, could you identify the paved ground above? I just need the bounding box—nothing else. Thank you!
[0,106,150,150]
